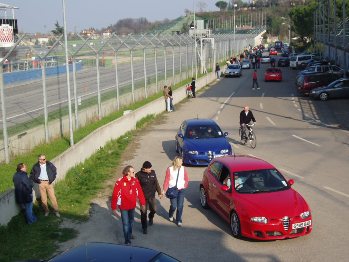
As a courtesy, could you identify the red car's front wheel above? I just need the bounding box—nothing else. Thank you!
[230,211,241,238]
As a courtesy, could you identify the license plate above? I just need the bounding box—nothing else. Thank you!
[292,220,311,229]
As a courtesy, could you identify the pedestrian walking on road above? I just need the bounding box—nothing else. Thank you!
[13,163,37,224]
[111,165,146,245]
[191,77,196,98]
[30,154,60,217]
[135,161,163,234]
[163,156,189,227]
[215,63,221,79]
[252,69,259,90]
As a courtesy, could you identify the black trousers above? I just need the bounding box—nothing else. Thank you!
[252,79,259,89]
[141,196,156,229]
[192,87,196,97]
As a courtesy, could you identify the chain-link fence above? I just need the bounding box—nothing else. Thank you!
[0,31,261,163]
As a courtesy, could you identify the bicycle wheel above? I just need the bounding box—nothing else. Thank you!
[248,132,257,149]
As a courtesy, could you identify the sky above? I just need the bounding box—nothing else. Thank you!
[5,0,219,33]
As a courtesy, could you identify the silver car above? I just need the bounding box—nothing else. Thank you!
[224,64,242,77]
[241,59,251,69]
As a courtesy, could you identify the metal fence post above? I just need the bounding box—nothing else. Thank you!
[0,66,9,163]
[96,53,102,119]
[154,48,158,92]
[72,58,79,128]
[164,47,167,83]
[172,47,175,85]
[143,48,148,98]
[130,49,135,103]
[114,52,120,110]
[41,61,49,142]
[179,45,182,82]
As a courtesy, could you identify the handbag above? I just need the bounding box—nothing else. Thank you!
[165,167,181,199]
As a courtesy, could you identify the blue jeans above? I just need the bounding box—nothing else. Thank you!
[169,189,185,223]
[24,202,37,224]
[120,209,135,243]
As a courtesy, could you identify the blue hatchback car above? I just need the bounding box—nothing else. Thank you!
[175,119,233,166]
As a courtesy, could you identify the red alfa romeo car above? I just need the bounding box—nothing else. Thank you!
[199,155,312,240]
[265,68,282,81]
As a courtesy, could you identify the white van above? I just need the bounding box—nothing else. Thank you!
[290,55,314,69]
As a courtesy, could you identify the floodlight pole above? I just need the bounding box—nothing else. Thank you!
[62,0,74,146]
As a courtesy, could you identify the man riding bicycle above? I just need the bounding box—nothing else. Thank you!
[239,106,256,141]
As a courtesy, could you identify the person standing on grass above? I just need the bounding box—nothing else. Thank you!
[191,77,196,98]
[13,163,37,224]
[252,69,260,90]
[135,161,163,234]
[163,156,189,227]
[111,165,146,245]
[30,154,60,218]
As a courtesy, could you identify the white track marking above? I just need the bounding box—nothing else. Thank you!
[261,92,265,98]
[214,91,235,121]
[248,153,257,158]
[259,103,263,109]
[279,168,304,179]
[266,116,276,126]
[292,135,321,147]
[297,108,301,111]
[323,186,349,198]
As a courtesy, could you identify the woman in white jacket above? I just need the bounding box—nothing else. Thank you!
[163,156,189,226]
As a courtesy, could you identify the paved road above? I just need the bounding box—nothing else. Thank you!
[59,62,349,262]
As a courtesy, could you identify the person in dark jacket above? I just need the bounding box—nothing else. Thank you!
[239,106,256,141]
[13,163,37,224]
[135,161,163,234]
[111,165,146,244]
[191,77,196,98]
[30,154,60,217]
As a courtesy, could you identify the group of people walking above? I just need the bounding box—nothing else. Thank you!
[13,154,60,225]
[111,156,189,245]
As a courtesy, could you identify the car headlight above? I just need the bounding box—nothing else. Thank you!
[188,150,198,155]
[311,91,316,94]
[300,211,311,219]
[250,217,268,224]
[220,149,230,154]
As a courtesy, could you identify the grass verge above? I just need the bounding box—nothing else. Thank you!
[0,114,155,262]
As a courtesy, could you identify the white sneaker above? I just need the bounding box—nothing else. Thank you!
[55,212,61,218]
[177,222,182,227]
[169,217,174,222]
[44,212,49,217]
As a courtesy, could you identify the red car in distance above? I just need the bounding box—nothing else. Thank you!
[265,68,282,81]
[199,155,312,240]
[269,48,278,56]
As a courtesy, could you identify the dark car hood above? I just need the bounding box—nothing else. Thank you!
[184,137,230,151]
[236,189,309,218]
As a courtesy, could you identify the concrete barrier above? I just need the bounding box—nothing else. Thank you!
[0,72,216,225]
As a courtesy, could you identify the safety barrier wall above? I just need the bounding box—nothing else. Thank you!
[0,72,215,226]
[3,62,83,85]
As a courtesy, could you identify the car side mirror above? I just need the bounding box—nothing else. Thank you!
[221,185,230,191]
[178,133,184,138]
[288,179,294,186]
[224,132,228,136]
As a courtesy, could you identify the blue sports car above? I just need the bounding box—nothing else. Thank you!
[175,119,233,166]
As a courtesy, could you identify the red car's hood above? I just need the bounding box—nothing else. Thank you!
[236,188,309,218]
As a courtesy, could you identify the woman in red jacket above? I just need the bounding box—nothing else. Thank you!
[111,165,146,244]
[163,156,189,227]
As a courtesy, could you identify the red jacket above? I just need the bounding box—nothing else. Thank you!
[252,71,257,80]
[111,176,146,211]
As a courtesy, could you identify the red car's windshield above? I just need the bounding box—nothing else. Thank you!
[234,169,289,193]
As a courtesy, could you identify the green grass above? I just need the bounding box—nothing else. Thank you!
[0,115,155,262]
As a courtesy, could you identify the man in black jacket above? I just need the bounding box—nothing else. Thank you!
[191,77,196,98]
[13,163,37,224]
[239,106,256,141]
[30,154,60,217]
[135,161,163,234]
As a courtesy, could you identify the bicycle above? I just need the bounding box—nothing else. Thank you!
[239,123,257,149]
